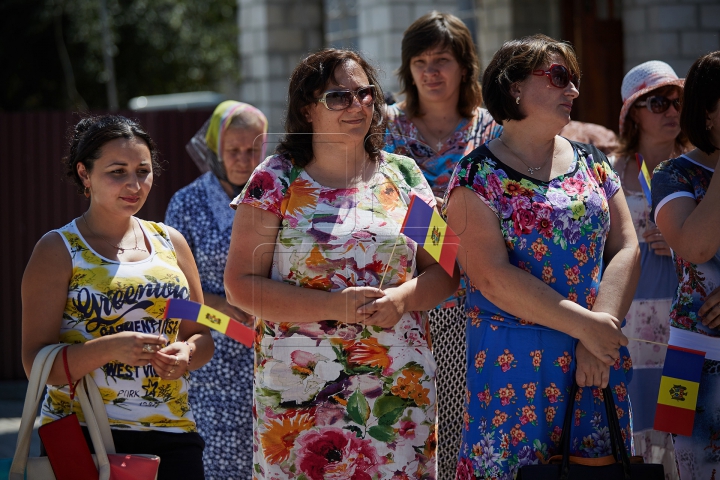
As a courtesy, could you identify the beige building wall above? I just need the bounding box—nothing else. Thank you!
[623,0,720,77]
[238,0,324,134]
[357,0,459,97]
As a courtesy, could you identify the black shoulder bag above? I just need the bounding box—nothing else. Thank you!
[516,383,665,480]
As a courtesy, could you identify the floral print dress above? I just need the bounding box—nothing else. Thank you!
[233,151,439,480]
[443,141,633,480]
[651,155,720,480]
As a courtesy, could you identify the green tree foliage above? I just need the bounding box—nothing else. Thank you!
[0,0,238,111]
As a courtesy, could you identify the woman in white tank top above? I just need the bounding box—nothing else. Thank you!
[21,115,214,480]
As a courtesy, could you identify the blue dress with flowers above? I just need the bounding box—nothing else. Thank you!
[443,141,633,480]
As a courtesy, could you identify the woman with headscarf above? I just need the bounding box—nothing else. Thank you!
[611,61,689,479]
[165,101,268,479]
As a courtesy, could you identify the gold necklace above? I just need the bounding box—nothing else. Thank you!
[82,213,147,254]
[497,136,554,176]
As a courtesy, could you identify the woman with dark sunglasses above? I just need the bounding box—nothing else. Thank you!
[384,14,502,476]
[224,48,459,479]
[610,60,689,479]
[444,34,640,479]
[651,50,720,480]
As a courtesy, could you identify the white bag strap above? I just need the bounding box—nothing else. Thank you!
[9,344,66,480]
[75,377,112,479]
[9,345,118,480]
[82,374,116,454]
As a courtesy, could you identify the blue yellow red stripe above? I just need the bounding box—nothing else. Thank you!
[400,195,458,277]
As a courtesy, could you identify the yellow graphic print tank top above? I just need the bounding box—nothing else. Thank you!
[40,219,196,433]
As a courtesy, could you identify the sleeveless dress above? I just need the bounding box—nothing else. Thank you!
[233,151,439,480]
[652,155,720,480]
[612,156,678,480]
[444,141,633,480]
[41,219,196,433]
[384,104,501,480]
[165,171,255,479]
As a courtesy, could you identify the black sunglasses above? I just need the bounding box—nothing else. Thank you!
[634,96,681,114]
[316,85,376,111]
[531,64,580,89]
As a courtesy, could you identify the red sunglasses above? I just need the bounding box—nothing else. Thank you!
[531,64,580,89]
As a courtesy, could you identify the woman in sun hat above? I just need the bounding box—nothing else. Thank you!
[611,60,689,479]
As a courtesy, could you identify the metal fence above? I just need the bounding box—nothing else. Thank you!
[0,109,213,380]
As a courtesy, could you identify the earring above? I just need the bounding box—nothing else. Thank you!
[84,187,90,198]
[516,97,520,105]
[708,124,713,131]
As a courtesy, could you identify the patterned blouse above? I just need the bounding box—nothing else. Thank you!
[384,104,502,194]
[651,155,720,336]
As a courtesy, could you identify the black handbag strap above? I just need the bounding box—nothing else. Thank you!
[558,383,632,480]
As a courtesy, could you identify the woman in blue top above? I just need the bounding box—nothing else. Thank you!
[383,14,501,477]
[651,50,720,480]
[444,35,639,479]
[165,101,267,479]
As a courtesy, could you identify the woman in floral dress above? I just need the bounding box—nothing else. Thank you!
[651,51,720,480]
[612,61,689,479]
[383,14,501,476]
[224,49,459,479]
[444,35,640,479]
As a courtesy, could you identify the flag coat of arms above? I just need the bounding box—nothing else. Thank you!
[653,345,705,436]
[164,299,254,347]
[400,195,459,277]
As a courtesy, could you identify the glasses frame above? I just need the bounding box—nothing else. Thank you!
[316,85,376,111]
[531,64,580,89]
[634,96,681,114]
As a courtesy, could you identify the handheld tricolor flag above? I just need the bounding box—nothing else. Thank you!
[653,345,705,436]
[400,195,458,277]
[164,299,254,347]
[637,153,653,207]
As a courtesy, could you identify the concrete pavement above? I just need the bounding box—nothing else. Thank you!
[0,381,41,458]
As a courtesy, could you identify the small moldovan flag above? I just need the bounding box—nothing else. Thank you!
[637,153,653,207]
[164,299,254,347]
[653,345,705,436]
[400,195,459,277]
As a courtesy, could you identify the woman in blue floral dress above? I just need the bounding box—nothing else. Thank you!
[165,101,268,479]
[444,35,640,479]
[651,51,720,480]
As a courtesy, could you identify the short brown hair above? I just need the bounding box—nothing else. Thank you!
[681,51,720,155]
[482,34,581,125]
[616,85,690,158]
[277,49,385,168]
[397,12,482,118]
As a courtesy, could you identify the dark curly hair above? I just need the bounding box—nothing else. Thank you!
[482,34,581,125]
[277,48,386,168]
[397,11,483,119]
[63,115,161,195]
[681,51,720,155]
